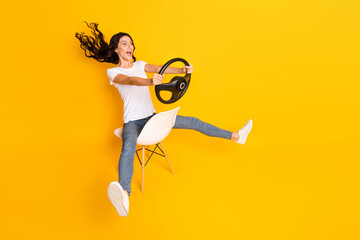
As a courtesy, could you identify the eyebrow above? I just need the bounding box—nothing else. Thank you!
[121,41,133,43]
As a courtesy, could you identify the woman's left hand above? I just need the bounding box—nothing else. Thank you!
[183,63,193,74]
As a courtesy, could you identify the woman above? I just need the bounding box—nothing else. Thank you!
[75,22,253,217]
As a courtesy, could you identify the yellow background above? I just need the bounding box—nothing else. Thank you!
[1,0,359,239]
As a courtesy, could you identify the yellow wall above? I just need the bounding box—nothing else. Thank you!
[1,0,359,239]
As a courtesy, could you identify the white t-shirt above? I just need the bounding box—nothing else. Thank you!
[107,60,156,123]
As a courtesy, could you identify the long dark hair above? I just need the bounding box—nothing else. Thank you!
[75,21,136,64]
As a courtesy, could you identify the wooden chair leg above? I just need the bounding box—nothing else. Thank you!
[160,142,174,174]
[145,145,150,159]
[141,145,145,192]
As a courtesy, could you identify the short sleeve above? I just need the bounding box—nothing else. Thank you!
[136,60,147,72]
[107,68,118,85]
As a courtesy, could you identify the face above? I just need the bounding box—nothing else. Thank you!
[115,35,134,61]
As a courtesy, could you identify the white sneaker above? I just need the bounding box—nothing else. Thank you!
[235,119,253,144]
[107,181,129,217]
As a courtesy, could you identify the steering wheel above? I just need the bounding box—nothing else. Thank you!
[155,58,191,104]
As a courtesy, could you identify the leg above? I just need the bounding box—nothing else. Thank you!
[118,121,143,196]
[160,142,175,174]
[141,145,145,192]
[118,114,156,196]
[173,115,233,140]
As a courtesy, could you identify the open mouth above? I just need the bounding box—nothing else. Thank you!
[126,51,132,57]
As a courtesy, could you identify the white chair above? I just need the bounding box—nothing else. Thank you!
[114,107,180,192]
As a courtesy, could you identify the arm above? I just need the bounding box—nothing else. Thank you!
[145,64,189,74]
[112,73,153,86]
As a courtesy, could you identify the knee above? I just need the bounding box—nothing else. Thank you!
[189,117,202,126]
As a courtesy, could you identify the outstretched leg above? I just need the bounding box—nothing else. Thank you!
[173,115,233,139]
[173,115,252,144]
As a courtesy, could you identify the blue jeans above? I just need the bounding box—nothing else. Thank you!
[118,114,232,195]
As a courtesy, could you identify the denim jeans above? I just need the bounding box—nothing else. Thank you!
[118,114,232,195]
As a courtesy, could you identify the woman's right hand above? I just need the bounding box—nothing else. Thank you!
[152,74,164,85]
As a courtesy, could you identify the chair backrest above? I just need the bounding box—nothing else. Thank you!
[137,107,180,146]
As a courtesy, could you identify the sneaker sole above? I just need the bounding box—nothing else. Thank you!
[107,181,128,217]
[237,120,253,144]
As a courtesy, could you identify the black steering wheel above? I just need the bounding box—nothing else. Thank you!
[155,58,191,104]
